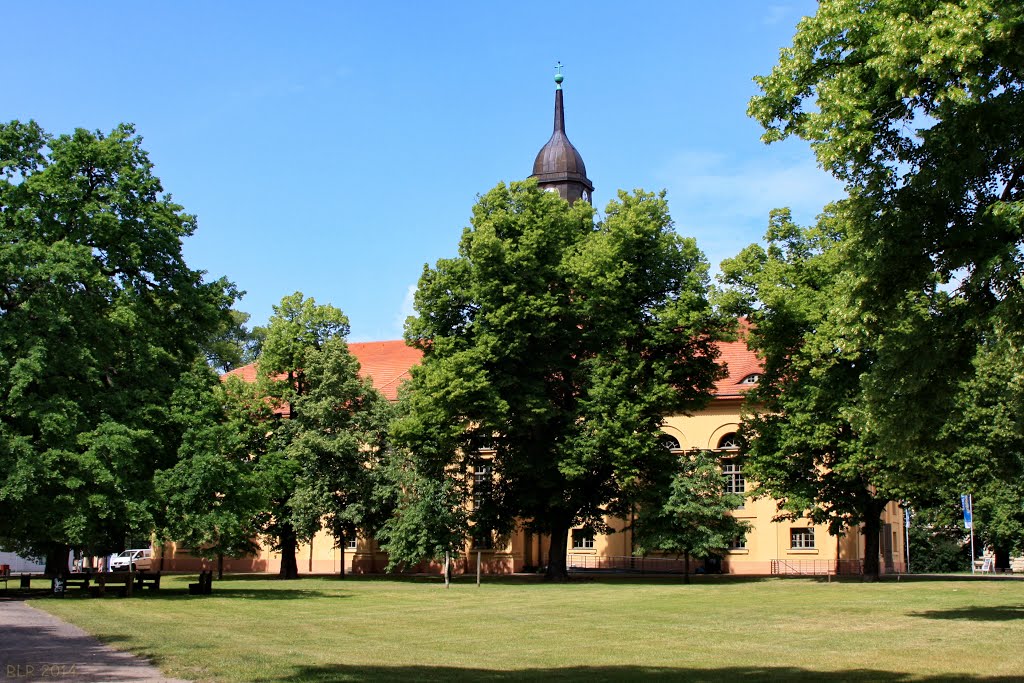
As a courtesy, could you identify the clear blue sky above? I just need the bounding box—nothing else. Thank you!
[7,1,841,341]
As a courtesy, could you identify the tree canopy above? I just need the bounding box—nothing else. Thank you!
[154,362,267,577]
[392,180,727,580]
[0,121,235,573]
[254,292,390,578]
[748,0,1024,484]
[719,208,899,579]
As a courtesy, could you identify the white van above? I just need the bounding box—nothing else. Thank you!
[109,548,152,572]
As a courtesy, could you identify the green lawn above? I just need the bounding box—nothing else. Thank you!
[34,574,1024,682]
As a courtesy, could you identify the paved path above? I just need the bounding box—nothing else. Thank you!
[0,600,189,683]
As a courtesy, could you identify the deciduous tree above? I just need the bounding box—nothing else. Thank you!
[154,364,268,578]
[718,209,899,580]
[749,0,1024,486]
[256,292,388,579]
[0,121,235,574]
[396,180,726,580]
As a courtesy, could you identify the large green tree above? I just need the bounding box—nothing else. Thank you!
[286,331,394,578]
[748,0,1024,488]
[154,364,268,578]
[0,121,235,574]
[395,180,727,580]
[719,208,902,580]
[256,292,388,579]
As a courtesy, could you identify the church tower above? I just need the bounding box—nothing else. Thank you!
[531,64,594,205]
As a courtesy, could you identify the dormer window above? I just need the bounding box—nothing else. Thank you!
[739,374,761,385]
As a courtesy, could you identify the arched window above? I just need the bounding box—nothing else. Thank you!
[717,432,740,450]
[739,373,760,384]
[660,434,682,451]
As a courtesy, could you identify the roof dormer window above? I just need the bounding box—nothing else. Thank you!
[739,373,761,385]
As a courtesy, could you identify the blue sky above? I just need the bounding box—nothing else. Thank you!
[7,1,842,341]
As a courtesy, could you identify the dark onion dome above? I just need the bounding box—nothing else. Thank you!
[531,64,593,203]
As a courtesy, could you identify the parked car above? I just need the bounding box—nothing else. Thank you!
[109,548,152,572]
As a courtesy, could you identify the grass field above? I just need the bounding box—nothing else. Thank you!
[34,574,1024,682]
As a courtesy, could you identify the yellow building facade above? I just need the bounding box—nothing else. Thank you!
[158,333,907,578]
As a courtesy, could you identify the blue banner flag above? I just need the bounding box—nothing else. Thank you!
[961,494,973,529]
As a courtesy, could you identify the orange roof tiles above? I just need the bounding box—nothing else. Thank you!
[222,364,258,384]
[348,340,423,401]
[221,340,422,402]
[221,327,761,403]
[711,318,764,399]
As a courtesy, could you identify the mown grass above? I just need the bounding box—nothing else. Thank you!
[34,574,1024,682]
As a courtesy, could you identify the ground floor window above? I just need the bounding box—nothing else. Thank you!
[346,537,358,550]
[472,529,494,550]
[572,529,595,549]
[790,527,815,549]
[728,535,747,550]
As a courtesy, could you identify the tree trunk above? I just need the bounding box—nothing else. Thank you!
[862,504,884,582]
[544,519,571,581]
[339,537,346,579]
[683,552,690,585]
[279,523,299,579]
[994,546,1011,572]
[217,552,224,580]
[44,544,70,577]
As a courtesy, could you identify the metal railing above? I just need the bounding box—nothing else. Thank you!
[771,559,863,576]
[566,554,693,574]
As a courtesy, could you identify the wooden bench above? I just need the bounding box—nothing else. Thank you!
[189,570,213,595]
[89,572,134,597]
[135,571,161,590]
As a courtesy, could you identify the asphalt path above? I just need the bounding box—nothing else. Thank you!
[0,599,189,683]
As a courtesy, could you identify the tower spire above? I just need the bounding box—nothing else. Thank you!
[530,64,594,205]
[553,64,565,134]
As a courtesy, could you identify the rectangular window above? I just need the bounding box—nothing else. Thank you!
[472,529,494,550]
[728,536,747,550]
[346,538,358,550]
[571,529,595,550]
[473,462,492,509]
[790,527,815,549]
[722,459,745,509]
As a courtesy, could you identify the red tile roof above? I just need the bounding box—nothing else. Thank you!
[712,318,763,399]
[222,328,761,403]
[222,340,423,402]
[347,340,423,401]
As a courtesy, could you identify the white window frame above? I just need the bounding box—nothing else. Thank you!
[728,536,747,550]
[790,527,815,549]
[722,458,745,509]
[473,461,492,509]
[571,529,595,550]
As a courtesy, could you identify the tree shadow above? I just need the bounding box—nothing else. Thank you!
[35,586,353,601]
[251,664,1024,682]
[910,605,1024,621]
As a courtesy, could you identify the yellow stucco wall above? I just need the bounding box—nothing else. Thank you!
[161,397,906,577]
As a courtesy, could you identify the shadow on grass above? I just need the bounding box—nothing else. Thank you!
[911,605,1024,621]
[252,664,1024,682]
[35,587,353,601]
